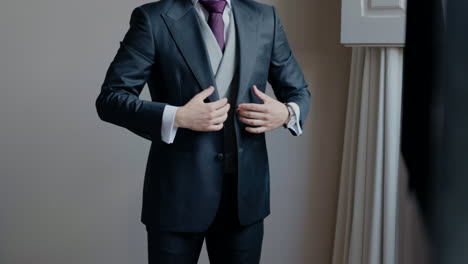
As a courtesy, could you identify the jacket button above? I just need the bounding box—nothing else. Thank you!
[216,153,224,160]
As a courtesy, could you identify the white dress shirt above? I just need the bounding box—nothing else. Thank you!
[161,0,302,143]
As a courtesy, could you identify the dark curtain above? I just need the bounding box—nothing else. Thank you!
[402,0,468,263]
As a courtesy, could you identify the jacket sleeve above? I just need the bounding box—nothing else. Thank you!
[267,6,312,131]
[95,6,166,141]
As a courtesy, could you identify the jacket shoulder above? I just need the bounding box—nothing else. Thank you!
[137,0,174,16]
[241,0,274,13]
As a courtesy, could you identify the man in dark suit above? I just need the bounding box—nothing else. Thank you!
[95,0,311,263]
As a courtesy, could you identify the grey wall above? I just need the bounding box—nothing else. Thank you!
[0,0,351,263]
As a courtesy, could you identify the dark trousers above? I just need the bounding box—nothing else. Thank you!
[146,172,264,264]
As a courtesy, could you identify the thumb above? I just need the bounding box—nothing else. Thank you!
[196,86,215,101]
[252,85,270,102]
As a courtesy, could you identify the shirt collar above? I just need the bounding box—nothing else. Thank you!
[192,0,231,8]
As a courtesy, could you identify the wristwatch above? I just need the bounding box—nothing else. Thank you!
[283,103,296,128]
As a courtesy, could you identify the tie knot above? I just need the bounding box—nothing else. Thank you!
[199,0,227,14]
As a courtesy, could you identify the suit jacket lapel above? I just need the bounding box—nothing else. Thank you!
[161,0,220,102]
[231,0,259,107]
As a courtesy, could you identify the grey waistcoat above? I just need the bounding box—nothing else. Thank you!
[195,8,239,173]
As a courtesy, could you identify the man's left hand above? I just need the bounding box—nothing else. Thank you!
[237,85,289,133]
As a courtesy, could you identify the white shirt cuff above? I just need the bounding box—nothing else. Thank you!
[286,102,302,136]
[161,105,180,144]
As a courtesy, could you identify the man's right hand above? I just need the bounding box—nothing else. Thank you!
[174,86,230,132]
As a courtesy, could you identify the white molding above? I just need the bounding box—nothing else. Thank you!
[341,0,407,45]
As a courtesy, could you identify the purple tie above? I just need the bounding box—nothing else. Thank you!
[199,0,227,51]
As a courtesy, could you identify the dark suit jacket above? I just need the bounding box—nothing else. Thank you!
[95,0,311,232]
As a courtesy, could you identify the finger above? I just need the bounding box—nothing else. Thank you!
[195,86,215,101]
[238,110,265,120]
[252,85,270,102]
[206,123,224,131]
[211,102,230,118]
[210,112,228,124]
[238,103,268,113]
[245,126,267,134]
[239,117,267,127]
[206,97,228,110]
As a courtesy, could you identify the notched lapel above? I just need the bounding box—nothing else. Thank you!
[161,0,220,102]
[231,0,260,107]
